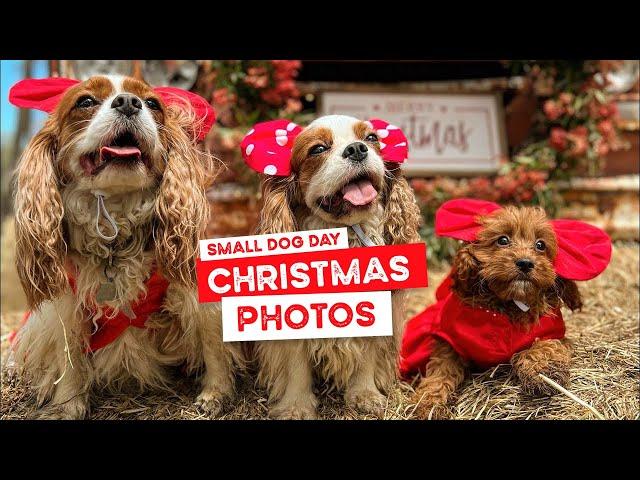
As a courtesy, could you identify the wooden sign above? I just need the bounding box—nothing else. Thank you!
[320,91,507,175]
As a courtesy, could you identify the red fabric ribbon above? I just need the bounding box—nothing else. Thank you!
[9,77,215,140]
[434,198,612,281]
[240,117,409,176]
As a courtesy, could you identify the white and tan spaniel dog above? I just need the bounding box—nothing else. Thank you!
[240,115,422,418]
[8,75,242,419]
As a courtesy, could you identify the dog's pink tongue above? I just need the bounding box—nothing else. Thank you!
[342,179,377,206]
[100,146,141,159]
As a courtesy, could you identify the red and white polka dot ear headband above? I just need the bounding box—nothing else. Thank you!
[9,77,216,141]
[240,118,409,176]
[435,198,613,281]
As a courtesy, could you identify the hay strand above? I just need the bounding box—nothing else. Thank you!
[538,373,606,420]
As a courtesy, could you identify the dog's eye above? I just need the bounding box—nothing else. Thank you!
[496,236,510,247]
[76,96,97,109]
[365,133,378,142]
[310,145,328,155]
[535,240,546,252]
[145,98,161,110]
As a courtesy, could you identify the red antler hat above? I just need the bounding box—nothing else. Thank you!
[435,198,612,281]
[240,117,409,176]
[9,78,216,141]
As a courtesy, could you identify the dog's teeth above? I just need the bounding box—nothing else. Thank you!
[514,300,530,312]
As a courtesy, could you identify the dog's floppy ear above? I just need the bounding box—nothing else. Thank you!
[450,244,481,299]
[554,277,583,311]
[255,175,299,234]
[368,118,420,244]
[154,108,214,288]
[382,171,422,245]
[13,120,69,308]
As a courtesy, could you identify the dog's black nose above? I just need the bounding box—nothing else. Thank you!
[342,142,368,162]
[515,258,535,273]
[111,94,142,117]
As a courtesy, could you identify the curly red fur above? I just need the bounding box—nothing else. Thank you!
[412,339,467,419]
[255,175,299,235]
[450,206,582,324]
[511,338,572,395]
[412,205,581,418]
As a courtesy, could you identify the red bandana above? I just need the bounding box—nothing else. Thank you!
[399,274,566,376]
[11,270,169,353]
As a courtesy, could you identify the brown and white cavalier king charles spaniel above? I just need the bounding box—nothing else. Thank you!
[9,75,243,419]
[248,115,422,418]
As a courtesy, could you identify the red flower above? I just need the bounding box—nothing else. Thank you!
[247,66,267,76]
[212,88,235,106]
[570,125,588,137]
[275,79,299,96]
[244,74,268,89]
[595,139,610,157]
[260,88,282,106]
[597,102,618,119]
[543,100,563,121]
[558,92,574,105]
[284,98,302,114]
[549,127,568,151]
[597,119,614,137]
[598,105,610,118]
[567,134,588,157]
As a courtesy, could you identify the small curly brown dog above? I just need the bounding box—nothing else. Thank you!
[400,198,612,419]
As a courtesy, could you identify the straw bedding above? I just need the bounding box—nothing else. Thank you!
[1,216,637,420]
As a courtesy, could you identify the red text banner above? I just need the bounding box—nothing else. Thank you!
[197,243,428,303]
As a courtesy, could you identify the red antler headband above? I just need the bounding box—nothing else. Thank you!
[435,198,612,281]
[9,78,216,141]
[240,118,409,176]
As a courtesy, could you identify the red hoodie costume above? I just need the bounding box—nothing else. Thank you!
[399,199,612,378]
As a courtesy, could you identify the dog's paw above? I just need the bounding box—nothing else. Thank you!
[412,397,452,420]
[36,399,89,420]
[345,388,386,417]
[269,400,318,420]
[195,388,230,417]
[518,361,570,396]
